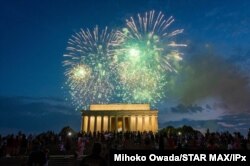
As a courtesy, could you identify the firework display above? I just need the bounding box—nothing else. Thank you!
[63,10,186,110]
[114,10,186,105]
[63,26,122,110]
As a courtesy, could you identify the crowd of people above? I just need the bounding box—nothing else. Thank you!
[0,127,250,165]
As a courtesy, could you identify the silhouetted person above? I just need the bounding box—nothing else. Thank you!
[27,141,46,166]
[64,137,71,154]
[80,142,107,166]
[248,128,250,141]
[159,134,164,150]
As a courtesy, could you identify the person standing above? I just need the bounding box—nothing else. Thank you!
[80,142,107,166]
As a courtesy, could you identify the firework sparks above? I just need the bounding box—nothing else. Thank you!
[63,26,122,110]
[114,10,186,105]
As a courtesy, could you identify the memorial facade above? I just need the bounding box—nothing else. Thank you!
[81,104,158,133]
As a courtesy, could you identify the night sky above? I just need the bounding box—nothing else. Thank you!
[1,0,250,135]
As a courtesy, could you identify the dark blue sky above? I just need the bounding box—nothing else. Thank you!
[0,0,250,135]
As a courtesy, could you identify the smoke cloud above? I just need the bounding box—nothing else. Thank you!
[169,47,250,112]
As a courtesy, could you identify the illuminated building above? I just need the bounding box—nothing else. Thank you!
[81,104,158,133]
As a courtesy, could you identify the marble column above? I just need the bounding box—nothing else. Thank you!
[108,116,110,131]
[142,116,145,131]
[129,116,131,131]
[135,116,138,131]
[149,116,151,132]
[87,116,90,132]
[152,116,156,132]
[94,116,97,132]
[101,115,104,132]
[84,116,88,132]
[122,116,125,132]
[115,116,118,132]
[155,116,158,132]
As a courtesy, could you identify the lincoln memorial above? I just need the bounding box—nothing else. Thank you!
[81,104,158,133]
